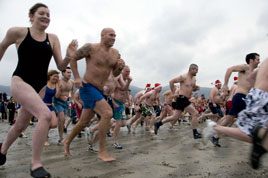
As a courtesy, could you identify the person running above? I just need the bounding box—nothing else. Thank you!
[39,70,60,146]
[125,89,133,120]
[205,80,225,120]
[209,53,260,147]
[63,28,125,162]
[112,66,132,149]
[190,93,199,109]
[54,67,75,144]
[0,3,77,177]
[156,89,174,122]
[225,76,238,117]
[153,85,162,118]
[154,64,202,139]
[137,83,162,134]
[220,53,260,126]
[126,84,152,134]
[72,89,83,138]
[85,71,119,152]
[196,94,206,116]
[203,55,266,169]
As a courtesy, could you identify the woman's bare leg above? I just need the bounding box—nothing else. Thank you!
[1,77,52,171]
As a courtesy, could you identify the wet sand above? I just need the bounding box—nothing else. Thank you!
[0,120,267,178]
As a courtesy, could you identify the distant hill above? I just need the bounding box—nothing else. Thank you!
[130,85,211,100]
[129,85,143,97]
[1,85,211,100]
[0,85,11,96]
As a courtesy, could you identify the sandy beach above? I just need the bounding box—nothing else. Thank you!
[0,120,267,178]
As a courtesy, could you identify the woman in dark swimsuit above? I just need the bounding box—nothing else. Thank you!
[39,70,60,147]
[0,3,77,178]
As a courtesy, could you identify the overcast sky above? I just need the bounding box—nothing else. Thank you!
[0,0,268,88]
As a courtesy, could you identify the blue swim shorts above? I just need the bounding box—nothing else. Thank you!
[53,98,69,115]
[208,103,223,118]
[79,82,104,110]
[228,93,246,116]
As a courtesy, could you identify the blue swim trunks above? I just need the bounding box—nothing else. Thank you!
[208,103,223,117]
[53,98,69,115]
[79,82,104,109]
[228,93,246,116]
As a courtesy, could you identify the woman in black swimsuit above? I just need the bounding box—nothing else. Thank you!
[0,3,77,178]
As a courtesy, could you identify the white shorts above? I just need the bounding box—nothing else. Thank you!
[237,88,268,137]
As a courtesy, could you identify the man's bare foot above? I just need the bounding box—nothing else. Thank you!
[149,129,154,134]
[132,127,136,134]
[44,141,50,146]
[169,125,175,129]
[62,140,72,157]
[98,151,116,162]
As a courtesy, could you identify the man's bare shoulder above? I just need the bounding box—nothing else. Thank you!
[178,73,188,81]
[69,79,75,85]
[230,64,249,72]
[135,90,144,96]
[211,87,219,92]
[163,90,171,95]
[146,90,154,96]
[111,48,119,53]
[90,43,99,49]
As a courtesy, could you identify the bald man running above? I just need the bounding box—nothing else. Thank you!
[63,28,125,162]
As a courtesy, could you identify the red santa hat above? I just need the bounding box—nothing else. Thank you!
[215,80,222,86]
[145,83,151,89]
[154,83,162,89]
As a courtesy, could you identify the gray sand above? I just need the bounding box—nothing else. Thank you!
[0,120,267,178]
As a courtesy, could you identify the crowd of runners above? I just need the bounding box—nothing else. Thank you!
[0,3,267,178]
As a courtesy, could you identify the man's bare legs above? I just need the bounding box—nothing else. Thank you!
[154,110,182,134]
[184,106,199,130]
[63,109,94,157]
[128,113,140,126]
[64,116,72,132]
[93,99,115,161]
[132,116,142,134]
[162,110,182,124]
[113,120,126,148]
[64,98,115,161]
[113,120,121,143]
[219,115,235,127]
[57,112,65,143]
[1,77,52,171]
[149,115,156,133]
[127,112,140,133]
[183,105,202,138]
[213,125,252,143]
[155,106,201,138]
[213,115,236,140]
